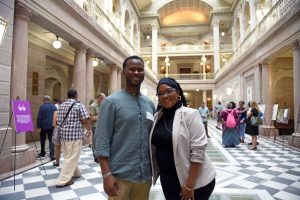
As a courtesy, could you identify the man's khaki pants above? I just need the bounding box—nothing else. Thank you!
[56,140,82,186]
[108,178,151,200]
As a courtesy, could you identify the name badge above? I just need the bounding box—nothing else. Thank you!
[146,112,154,121]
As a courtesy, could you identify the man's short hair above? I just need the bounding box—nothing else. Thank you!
[67,89,77,98]
[43,95,51,101]
[97,93,106,98]
[122,56,144,69]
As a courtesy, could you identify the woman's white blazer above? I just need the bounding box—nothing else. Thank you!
[149,106,216,188]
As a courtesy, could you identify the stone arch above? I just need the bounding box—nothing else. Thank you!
[243,1,251,34]
[273,76,294,116]
[124,10,130,37]
[112,0,120,13]
[45,77,61,100]
[235,17,241,40]
[45,58,68,100]
[133,23,138,47]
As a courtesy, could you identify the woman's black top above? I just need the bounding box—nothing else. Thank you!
[245,108,259,136]
[151,101,182,199]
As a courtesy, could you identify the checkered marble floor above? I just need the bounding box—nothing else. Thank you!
[0,121,299,200]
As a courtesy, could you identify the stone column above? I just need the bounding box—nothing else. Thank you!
[213,20,220,72]
[109,64,118,94]
[293,41,300,130]
[86,50,94,104]
[212,89,216,112]
[249,0,257,30]
[72,44,87,105]
[130,22,134,44]
[202,90,207,105]
[232,25,236,51]
[261,63,273,125]
[117,68,122,90]
[239,13,245,40]
[151,24,158,74]
[202,65,206,80]
[10,3,35,169]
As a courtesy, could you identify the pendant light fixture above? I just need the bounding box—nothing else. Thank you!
[93,58,98,67]
[52,36,62,49]
[221,23,225,36]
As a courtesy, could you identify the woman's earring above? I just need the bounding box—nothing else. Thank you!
[177,96,182,101]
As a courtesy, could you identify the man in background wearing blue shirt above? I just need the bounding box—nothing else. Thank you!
[37,95,57,159]
[199,102,211,138]
[94,56,155,200]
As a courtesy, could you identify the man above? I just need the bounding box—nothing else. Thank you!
[89,93,106,162]
[37,95,57,159]
[94,56,155,200]
[215,101,224,129]
[56,89,92,187]
[199,102,211,138]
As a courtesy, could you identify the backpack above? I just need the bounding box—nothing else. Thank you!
[226,110,236,128]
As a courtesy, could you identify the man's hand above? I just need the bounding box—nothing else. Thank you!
[37,128,41,133]
[103,175,120,197]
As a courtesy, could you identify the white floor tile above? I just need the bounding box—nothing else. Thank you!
[262,180,288,190]
[51,190,78,200]
[25,187,50,198]
[23,176,44,184]
[70,180,91,189]
[273,191,300,200]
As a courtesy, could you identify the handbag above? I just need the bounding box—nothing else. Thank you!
[251,115,263,126]
[52,102,76,145]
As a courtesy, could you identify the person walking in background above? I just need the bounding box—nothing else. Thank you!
[52,108,60,167]
[52,98,63,167]
[215,101,223,130]
[94,56,155,200]
[245,101,261,150]
[89,93,106,162]
[37,95,57,160]
[237,101,247,143]
[198,102,211,138]
[150,77,216,200]
[56,89,92,187]
[220,102,240,147]
[53,98,60,109]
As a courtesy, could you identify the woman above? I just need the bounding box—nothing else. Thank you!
[220,102,240,147]
[245,101,260,150]
[52,110,61,166]
[150,78,216,200]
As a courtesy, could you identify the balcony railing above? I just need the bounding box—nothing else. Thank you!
[76,1,136,55]
[217,0,297,78]
[140,44,232,55]
[159,73,215,80]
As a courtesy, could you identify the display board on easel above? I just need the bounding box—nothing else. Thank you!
[276,108,290,124]
[271,104,279,121]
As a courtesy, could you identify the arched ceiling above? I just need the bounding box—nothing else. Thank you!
[134,0,234,13]
[158,0,212,26]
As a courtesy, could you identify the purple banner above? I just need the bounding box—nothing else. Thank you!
[12,100,34,133]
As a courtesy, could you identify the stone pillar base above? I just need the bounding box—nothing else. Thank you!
[288,135,300,149]
[259,125,278,137]
[0,148,36,176]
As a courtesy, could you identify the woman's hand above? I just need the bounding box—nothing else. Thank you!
[103,175,120,197]
[180,185,195,200]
